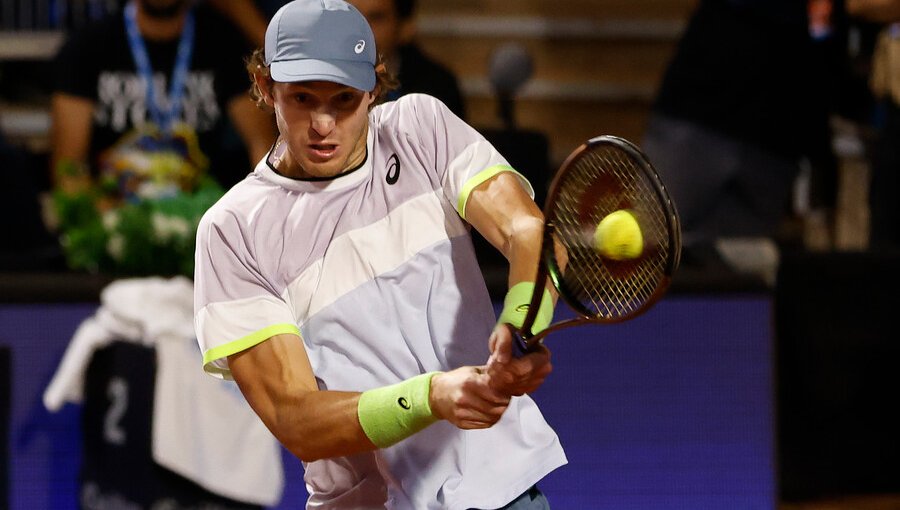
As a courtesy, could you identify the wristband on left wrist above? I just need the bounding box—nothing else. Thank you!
[497,281,554,333]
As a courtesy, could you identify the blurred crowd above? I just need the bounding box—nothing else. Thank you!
[0,0,464,276]
[2,1,898,507]
[643,0,900,278]
[1,0,899,278]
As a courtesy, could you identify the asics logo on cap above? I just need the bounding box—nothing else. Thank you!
[355,40,366,53]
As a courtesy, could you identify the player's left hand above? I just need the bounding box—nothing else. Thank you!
[486,323,552,396]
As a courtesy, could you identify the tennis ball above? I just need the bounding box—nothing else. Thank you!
[594,210,643,260]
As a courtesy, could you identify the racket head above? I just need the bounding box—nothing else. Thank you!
[541,135,681,325]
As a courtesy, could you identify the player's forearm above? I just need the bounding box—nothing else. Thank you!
[244,369,510,462]
[229,337,378,462]
[228,332,509,463]
[505,214,545,286]
[264,371,500,460]
[270,389,378,462]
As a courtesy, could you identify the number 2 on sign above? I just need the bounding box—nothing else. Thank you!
[103,377,128,446]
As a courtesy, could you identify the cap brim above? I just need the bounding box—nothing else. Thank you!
[270,59,376,91]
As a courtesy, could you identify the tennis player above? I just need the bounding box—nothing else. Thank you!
[193,0,566,508]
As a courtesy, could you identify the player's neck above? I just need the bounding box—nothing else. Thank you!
[270,139,295,177]
[270,139,310,179]
[136,4,188,41]
[269,133,369,180]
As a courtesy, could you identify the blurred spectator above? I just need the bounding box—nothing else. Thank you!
[848,0,900,20]
[50,0,276,194]
[0,129,61,270]
[254,0,465,118]
[847,0,900,248]
[347,0,466,119]
[206,0,269,47]
[641,0,842,266]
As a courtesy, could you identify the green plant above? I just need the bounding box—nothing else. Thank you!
[53,177,224,277]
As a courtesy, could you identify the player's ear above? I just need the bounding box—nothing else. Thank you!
[367,68,382,108]
[255,75,275,106]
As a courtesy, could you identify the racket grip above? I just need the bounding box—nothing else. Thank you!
[511,330,532,358]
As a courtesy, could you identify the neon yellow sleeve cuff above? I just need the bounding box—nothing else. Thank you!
[497,281,554,334]
[357,372,440,448]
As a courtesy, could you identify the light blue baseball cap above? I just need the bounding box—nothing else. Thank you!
[265,0,377,91]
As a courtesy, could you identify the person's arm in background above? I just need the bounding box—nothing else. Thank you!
[847,0,900,21]
[464,171,555,396]
[52,91,275,187]
[206,0,269,47]
[228,333,513,462]
[49,93,95,192]
[208,0,277,164]
[227,95,277,165]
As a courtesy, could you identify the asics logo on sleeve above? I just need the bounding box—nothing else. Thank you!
[386,154,400,185]
[354,40,366,53]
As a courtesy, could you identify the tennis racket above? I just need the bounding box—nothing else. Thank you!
[514,135,681,355]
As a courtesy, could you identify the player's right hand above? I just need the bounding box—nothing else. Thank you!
[429,366,511,430]
[486,323,553,397]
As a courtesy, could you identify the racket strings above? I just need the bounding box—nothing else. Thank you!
[550,146,672,319]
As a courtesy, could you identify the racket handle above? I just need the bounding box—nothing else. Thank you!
[511,330,532,358]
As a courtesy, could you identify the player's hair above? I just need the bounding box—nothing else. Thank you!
[244,48,398,111]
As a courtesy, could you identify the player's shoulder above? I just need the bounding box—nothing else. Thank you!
[397,93,447,108]
[371,94,457,143]
[374,93,452,122]
[197,176,269,231]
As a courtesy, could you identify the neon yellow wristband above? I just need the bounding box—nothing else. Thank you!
[357,372,440,448]
[497,281,554,334]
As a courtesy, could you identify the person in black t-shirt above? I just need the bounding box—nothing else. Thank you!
[641,0,841,263]
[345,0,466,119]
[227,0,466,119]
[50,0,276,192]
[847,0,900,248]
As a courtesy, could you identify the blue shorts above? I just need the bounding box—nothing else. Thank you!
[471,485,550,510]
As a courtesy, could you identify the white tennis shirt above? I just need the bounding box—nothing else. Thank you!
[193,94,566,509]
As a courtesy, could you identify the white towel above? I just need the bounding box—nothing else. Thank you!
[43,276,284,506]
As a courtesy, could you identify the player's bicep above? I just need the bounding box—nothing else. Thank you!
[228,333,318,429]
[465,171,544,258]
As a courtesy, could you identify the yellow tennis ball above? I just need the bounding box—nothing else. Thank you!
[594,210,644,260]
